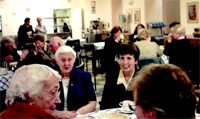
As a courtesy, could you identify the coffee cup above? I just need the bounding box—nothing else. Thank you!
[119,100,133,111]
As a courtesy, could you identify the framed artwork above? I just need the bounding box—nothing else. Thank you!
[187,2,199,23]
[126,9,132,23]
[91,1,96,14]
[133,8,140,24]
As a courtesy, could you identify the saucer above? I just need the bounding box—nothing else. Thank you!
[0,71,7,75]
[119,108,134,114]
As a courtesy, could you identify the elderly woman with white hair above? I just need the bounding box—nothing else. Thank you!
[0,64,61,118]
[53,46,96,118]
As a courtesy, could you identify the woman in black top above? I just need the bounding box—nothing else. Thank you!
[129,24,145,42]
[100,42,140,110]
[101,25,123,74]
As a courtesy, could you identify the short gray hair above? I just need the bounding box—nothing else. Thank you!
[49,36,65,46]
[1,36,15,48]
[5,64,61,105]
[55,46,76,61]
[138,29,150,40]
[173,24,186,36]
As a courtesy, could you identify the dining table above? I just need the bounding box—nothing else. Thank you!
[74,108,200,119]
[74,108,136,119]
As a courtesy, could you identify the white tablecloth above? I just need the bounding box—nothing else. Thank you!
[83,108,136,119]
[75,108,200,119]
[64,39,87,47]
[93,42,105,50]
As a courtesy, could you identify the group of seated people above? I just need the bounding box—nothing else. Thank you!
[0,22,199,118]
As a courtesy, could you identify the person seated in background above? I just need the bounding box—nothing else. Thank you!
[101,25,123,75]
[100,42,140,110]
[167,22,180,42]
[49,36,65,63]
[164,24,192,77]
[15,43,55,70]
[129,24,145,42]
[0,36,20,67]
[129,64,196,118]
[32,34,50,60]
[135,29,163,58]
[0,64,61,118]
[53,46,96,119]
[61,19,70,32]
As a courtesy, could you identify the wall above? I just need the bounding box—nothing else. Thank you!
[180,0,200,35]
[0,0,113,36]
[112,0,123,29]
[80,0,112,31]
[1,0,198,37]
[122,0,145,33]
[0,0,72,36]
[163,0,180,33]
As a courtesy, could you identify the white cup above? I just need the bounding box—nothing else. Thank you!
[27,31,32,38]
[119,100,133,111]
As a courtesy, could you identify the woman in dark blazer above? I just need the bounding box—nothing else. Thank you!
[100,42,140,110]
[53,46,96,119]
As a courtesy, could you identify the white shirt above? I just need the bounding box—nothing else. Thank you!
[62,78,70,111]
[117,69,134,90]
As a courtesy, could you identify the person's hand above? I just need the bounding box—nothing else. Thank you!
[5,55,13,61]
[36,27,41,32]
[167,32,173,43]
[52,110,78,119]
[50,58,56,63]
[115,34,121,42]
[20,49,29,61]
[37,47,45,55]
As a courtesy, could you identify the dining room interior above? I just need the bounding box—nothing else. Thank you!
[0,0,200,118]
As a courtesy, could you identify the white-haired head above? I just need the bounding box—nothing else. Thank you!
[49,36,65,54]
[55,45,76,61]
[5,64,61,105]
[1,36,16,48]
[173,24,186,36]
[49,36,64,46]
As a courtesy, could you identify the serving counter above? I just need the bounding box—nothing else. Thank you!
[47,32,72,40]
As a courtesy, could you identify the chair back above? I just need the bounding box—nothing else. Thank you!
[66,39,81,52]
[83,43,95,52]
[136,57,164,71]
[75,61,85,71]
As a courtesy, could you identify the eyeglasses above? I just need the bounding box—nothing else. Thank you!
[51,91,60,97]
[44,90,60,99]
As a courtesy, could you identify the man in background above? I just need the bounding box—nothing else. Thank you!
[17,17,34,49]
[60,19,70,32]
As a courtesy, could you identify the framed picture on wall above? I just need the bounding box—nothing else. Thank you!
[91,1,96,14]
[133,8,140,24]
[187,2,199,23]
[126,9,132,23]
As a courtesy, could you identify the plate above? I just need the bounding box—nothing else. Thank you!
[95,113,129,119]
[0,71,7,75]
[119,108,134,114]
